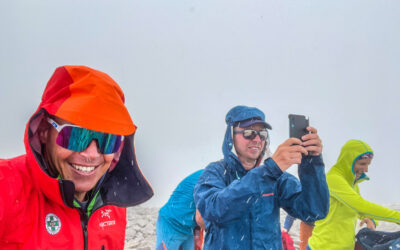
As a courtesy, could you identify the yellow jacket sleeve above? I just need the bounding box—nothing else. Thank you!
[329,175,400,224]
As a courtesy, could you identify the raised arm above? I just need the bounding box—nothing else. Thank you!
[194,159,283,225]
[277,127,329,222]
[278,155,329,222]
[330,176,400,224]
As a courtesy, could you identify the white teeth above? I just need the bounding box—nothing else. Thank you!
[72,164,95,172]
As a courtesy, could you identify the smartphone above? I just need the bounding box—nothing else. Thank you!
[289,114,309,140]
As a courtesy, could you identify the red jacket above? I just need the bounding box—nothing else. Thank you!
[0,66,153,249]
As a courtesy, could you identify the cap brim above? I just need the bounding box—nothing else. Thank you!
[238,120,272,130]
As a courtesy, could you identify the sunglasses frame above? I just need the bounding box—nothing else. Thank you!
[48,117,81,133]
[233,129,269,142]
[47,117,124,154]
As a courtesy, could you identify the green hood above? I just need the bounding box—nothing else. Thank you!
[309,139,400,250]
[329,139,373,186]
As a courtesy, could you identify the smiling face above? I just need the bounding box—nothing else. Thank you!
[233,124,266,170]
[40,117,114,201]
[353,158,372,179]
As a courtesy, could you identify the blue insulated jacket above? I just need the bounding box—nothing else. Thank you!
[159,169,204,235]
[193,106,330,249]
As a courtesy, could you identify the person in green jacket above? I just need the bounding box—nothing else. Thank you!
[308,139,400,250]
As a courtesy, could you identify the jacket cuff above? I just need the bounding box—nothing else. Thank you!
[371,218,378,227]
[261,158,283,180]
[300,154,324,167]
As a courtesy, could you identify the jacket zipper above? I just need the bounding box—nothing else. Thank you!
[76,175,107,250]
[80,212,89,250]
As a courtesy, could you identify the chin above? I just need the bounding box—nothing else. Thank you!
[243,165,255,171]
[251,155,261,161]
[75,183,97,193]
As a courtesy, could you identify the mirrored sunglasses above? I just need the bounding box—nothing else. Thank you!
[359,153,374,159]
[233,129,268,141]
[47,118,124,154]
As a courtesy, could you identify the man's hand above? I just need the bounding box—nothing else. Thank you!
[360,218,376,230]
[301,126,323,156]
[272,138,308,172]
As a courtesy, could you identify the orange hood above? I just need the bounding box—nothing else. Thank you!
[39,65,136,135]
[24,65,153,208]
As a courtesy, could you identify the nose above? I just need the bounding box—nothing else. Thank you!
[252,134,262,142]
[80,140,101,159]
[364,166,369,173]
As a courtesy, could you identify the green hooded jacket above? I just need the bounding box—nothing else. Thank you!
[308,140,400,250]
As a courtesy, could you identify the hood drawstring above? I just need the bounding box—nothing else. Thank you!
[235,171,241,180]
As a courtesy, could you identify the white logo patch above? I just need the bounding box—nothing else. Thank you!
[45,213,62,235]
[100,220,116,228]
[99,209,115,228]
[101,209,112,219]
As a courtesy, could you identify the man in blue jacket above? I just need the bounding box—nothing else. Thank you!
[193,105,329,249]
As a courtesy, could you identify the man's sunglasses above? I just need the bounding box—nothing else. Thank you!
[47,118,124,154]
[233,129,268,141]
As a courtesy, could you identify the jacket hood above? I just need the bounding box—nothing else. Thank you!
[24,65,153,208]
[328,139,374,185]
[40,65,135,135]
[222,105,272,172]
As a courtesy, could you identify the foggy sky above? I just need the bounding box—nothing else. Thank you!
[0,0,399,207]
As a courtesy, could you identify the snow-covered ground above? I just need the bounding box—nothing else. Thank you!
[124,204,400,249]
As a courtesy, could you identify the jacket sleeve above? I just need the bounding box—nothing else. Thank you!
[0,195,3,239]
[0,164,7,239]
[329,175,400,224]
[193,159,283,225]
[278,155,330,223]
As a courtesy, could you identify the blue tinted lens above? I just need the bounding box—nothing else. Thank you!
[98,133,123,154]
[56,126,122,154]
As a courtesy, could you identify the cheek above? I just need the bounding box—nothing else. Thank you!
[233,135,238,145]
[52,146,76,162]
[45,130,67,159]
[103,154,115,165]
[236,139,248,151]
[355,164,366,172]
